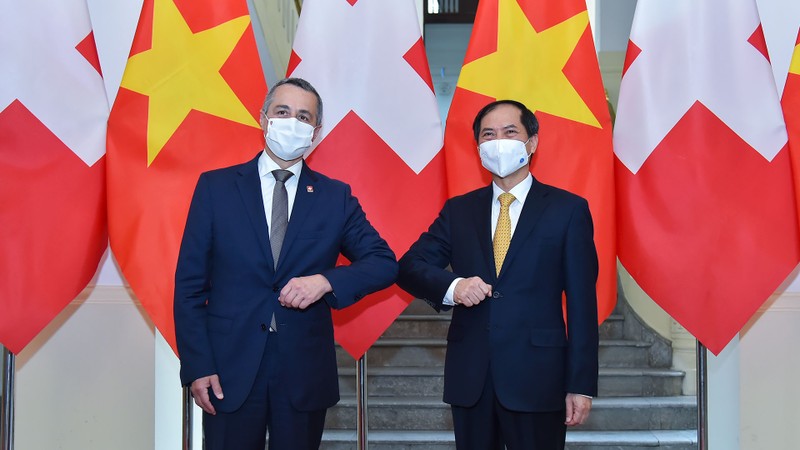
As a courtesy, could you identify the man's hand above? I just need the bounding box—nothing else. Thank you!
[453,276,492,307]
[191,374,224,415]
[279,274,333,309]
[565,393,592,426]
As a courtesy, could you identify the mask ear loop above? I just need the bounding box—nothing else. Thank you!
[260,112,272,137]
[524,135,538,159]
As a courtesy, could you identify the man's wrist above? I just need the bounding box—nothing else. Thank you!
[569,392,593,399]
[443,277,463,305]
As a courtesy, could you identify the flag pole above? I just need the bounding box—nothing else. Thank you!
[356,353,368,450]
[696,341,708,450]
[1,346,14,450]
[182,387,193,450]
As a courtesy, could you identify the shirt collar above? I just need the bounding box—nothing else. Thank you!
[492,173,533,205]
[258,150,303,180]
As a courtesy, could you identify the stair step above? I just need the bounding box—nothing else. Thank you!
[384,313,628,341]
[401,299,446,315]
[598,368,684,397]
[338,367,444,397]
[599,313,625,340]
[337,339,447,367]
[576,397,697,431]
[326,396,450,430]
[337,338,656,369]
[381,314,452,339]
[337,367,684,398]
[566,429,697,449]
[598,339,653,368]
[320,429,697,450]
[321,429,454,450]
[326,396,697,432]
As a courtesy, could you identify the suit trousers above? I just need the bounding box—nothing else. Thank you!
[451,369,567,450]
[202,332,327,450]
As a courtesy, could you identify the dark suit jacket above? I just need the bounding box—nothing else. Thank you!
[174,153,397,413]
[397,177,599,412]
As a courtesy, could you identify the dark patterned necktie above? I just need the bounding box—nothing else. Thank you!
[270,169,293,269]
[269,169,292,332]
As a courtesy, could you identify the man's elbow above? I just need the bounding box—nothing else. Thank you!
[382,257,400,287]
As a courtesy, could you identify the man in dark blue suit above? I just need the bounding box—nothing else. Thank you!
[398,100,599,449]
[174,77,398,450]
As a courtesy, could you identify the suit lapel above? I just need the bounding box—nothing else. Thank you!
[276,162,319,273]
[475,186,496,280]
[236,153,275,271]
[498,178,551,279]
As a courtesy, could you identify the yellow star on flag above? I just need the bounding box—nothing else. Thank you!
[790,40,800,76]
[120,0,259,165]
[457,0,600,128]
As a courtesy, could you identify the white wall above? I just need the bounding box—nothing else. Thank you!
[15,284,154,449]
[739,294,800,449]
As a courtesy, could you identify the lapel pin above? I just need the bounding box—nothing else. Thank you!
[306,185,314,193]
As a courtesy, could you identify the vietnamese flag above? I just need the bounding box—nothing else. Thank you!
[107,0,266,351]
[787,29,800,230]
[0,0,108,354]
[443,0,616,323]
[288,0,446,359]
[614,1,800,354]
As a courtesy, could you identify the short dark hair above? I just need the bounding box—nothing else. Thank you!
[472,100,539,141]
[262,77,324,126]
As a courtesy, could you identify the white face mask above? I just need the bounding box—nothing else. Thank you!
[478,138,531,178]
[265,117,315,161]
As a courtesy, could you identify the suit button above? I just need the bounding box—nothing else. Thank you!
[260,323,267,331]
[492,291,501,299]
[272,286,280,292]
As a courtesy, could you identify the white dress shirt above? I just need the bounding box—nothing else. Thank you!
[258,150,303,234]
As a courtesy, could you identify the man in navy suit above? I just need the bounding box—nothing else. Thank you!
[174,77,398,450]
[397,100,599,449]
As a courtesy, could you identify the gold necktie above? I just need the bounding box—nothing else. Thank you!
[493,193,515,276]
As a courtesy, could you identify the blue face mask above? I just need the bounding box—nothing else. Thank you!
[478,138,531,177]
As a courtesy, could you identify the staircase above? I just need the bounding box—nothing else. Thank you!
[321,293,697,449]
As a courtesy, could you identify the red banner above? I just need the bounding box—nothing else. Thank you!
[0,1,108,354]
[107,0,266,351]
[444,0,617,324]
[289,0,446,359]
[614,2,800,354]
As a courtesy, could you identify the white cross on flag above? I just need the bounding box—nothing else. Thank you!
[288,0,446,359]
[614,0,800,355]
[0,0,109,354]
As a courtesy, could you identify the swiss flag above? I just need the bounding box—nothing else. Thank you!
[614,1,800,355]
[288,0,446,359]
[786,29,800,230]
[0,0,109,354]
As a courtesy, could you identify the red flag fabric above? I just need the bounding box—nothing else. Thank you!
[107,0,266,351]
[614,1,800,355]
[786,30,800,230]
[443,0,617,323]
[288,0,446,359]
[0,0,108,354]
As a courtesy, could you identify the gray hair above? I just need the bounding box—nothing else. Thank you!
[261,77,323,126]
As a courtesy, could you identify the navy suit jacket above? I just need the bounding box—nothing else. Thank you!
[174,153,398,413]
[397,177,599,412]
